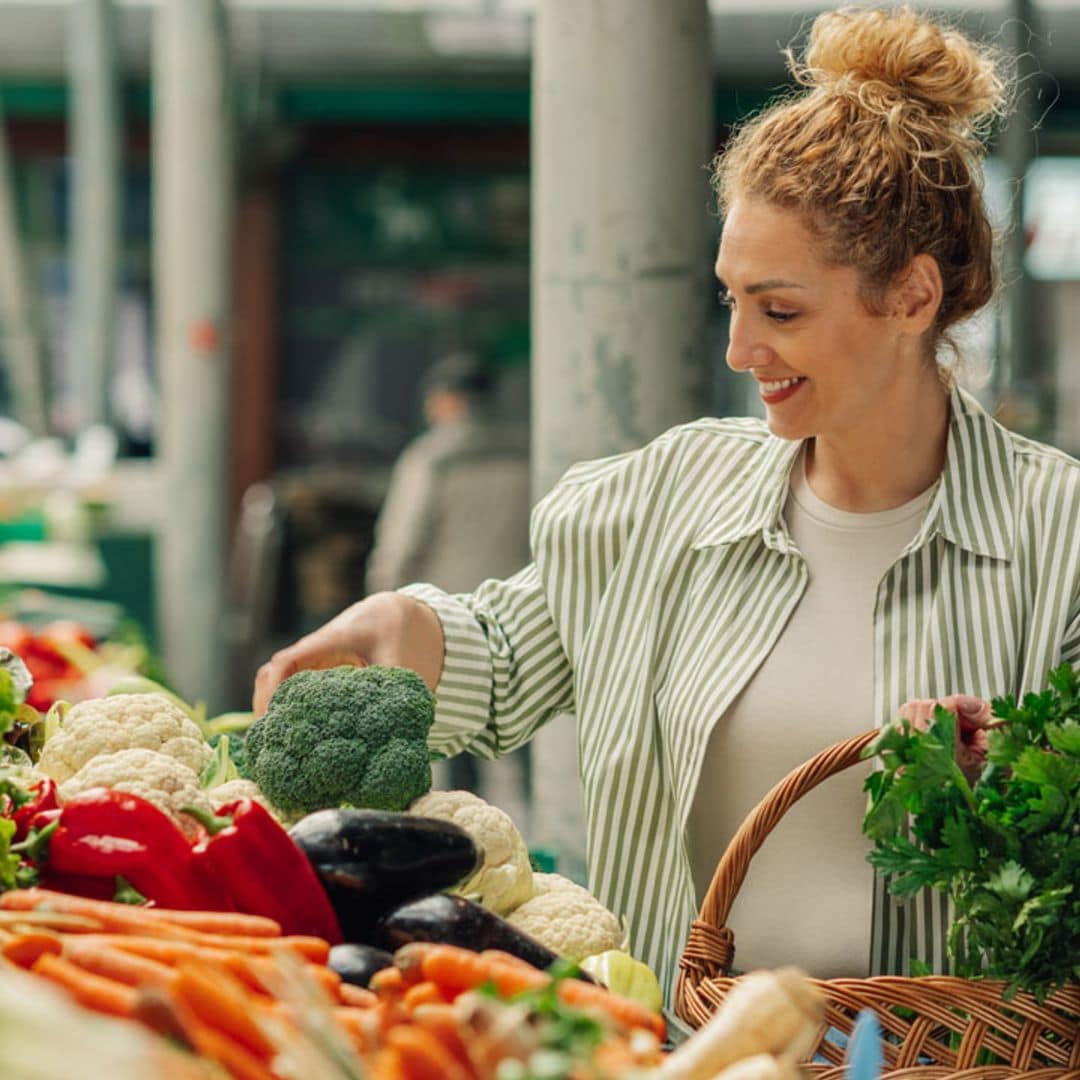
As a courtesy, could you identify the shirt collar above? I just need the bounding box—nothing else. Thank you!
[692,384,1015,561]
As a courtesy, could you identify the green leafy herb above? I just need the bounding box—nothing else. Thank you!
[863,663,1080,1001]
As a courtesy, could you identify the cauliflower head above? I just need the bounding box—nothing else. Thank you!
[409,789,533,916]
[58,748,212,838]
[38,693,211,784]
[506,873,623,962]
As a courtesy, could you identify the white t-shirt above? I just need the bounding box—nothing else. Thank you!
[687,448,936,977]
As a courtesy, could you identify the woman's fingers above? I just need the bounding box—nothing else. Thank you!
[896,694,993,782]
[251,630,366,715]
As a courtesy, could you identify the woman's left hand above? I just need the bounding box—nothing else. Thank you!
[896,694,994,782]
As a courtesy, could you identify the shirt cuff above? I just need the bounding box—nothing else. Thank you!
[398,583,494,757]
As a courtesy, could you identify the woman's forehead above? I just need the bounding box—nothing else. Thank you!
[716,201,824,282]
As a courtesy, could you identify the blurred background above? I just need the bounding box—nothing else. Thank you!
[0,0,1077,869]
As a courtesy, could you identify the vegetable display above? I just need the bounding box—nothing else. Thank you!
[863,662,1080,1000]
[377,892,573,975]
[0,889,774,1079]
[244,665,436,814]
[409,788,535,915]
[288,807,480,941]
[27,789,232,911]
[506,872,624,963]
[184,798,343,943]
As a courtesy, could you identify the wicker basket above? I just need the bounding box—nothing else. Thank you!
[674,731,1080,1078]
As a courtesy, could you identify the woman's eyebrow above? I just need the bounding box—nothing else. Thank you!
[714,275,807,294]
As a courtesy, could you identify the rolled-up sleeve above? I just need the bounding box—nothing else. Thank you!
[399,437,657,763]
[401,563,575,760]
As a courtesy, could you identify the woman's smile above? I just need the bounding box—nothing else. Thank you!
[757,376,807,405]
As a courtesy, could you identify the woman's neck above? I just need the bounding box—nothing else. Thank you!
[805,382,951,513]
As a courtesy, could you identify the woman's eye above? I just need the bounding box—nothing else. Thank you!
[766,309,797,323]
[717,289,735,309]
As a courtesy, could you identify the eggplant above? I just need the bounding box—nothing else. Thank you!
[288,809,481,943]
[328,943,394,988]
[376,893,591,982]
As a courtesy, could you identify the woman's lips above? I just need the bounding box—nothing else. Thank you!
[758,377,807,405]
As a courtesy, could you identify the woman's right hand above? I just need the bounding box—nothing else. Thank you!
[251,591,445,716]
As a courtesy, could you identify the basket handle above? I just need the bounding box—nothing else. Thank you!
[697,729,881,933]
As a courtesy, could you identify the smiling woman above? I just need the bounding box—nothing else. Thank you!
[250,5,1080,1004]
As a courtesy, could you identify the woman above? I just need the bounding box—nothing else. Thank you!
[254,7,1080,999]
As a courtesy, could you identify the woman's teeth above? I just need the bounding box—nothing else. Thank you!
[760,377,805,393]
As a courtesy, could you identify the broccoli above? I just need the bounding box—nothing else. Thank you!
[243,665,436,814]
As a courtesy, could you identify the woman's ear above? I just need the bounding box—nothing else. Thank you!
[891,254,943,335]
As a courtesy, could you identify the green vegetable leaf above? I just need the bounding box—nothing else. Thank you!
[200,733,241,789]
[1046,720,1080,756]
[863,663,1080,999]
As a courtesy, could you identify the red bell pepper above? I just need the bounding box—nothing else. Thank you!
[188,798,342,943]
[31,788,233,911]
[10,777,57,841]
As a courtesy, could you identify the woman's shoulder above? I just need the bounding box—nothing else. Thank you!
[555,415,771,489]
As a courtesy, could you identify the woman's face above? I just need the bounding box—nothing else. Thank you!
[716,198,916,443]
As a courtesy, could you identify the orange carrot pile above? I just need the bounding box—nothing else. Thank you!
[0,888,667,1080]
[0,889,364,1080]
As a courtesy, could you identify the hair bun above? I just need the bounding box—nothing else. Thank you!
[797,6,1006,125]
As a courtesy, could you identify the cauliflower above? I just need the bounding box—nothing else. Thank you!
[207,779,279,819]
[409,789,533,915]
[506,873,623,962]
[58,748,212,838]
[38,693,211,784]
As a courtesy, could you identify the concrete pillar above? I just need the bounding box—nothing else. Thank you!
[153,0,233,710]
[530,0,713,880]
[997,0,1044,438]
[0,102,48,436]
[69,0,121,428]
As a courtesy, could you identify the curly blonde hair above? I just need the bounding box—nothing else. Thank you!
[713,6,1010,365]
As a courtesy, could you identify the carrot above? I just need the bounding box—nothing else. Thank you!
[178,1007,280,1080]
[2,930,63,967]
[0,909,104,933]
[1,890,191,937]
[338,982,378,1009]
[403,980,446,1011]
[181,930,330,962]
[416,943,547,998]
[141,909,283,937]
[173,959,277,1059]
[63,937,178,989]
[557,978,667,1041]
[99,934,235,966]
[332,1006,375,1054]
[31,951,139,1018]
[220,950,341,1000]
[386,1023,473,1080]
[369,1047,408,1080]
[370,965,406,995]
[411,1003,473,1072]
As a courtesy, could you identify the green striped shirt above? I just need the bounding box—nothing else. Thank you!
[402,386,1080,1000]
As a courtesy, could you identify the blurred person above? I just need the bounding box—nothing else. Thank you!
[365,352,532,806]
[255,8,1080,1000]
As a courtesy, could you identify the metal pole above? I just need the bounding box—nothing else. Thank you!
[69,0,121,429]
[0,100,48,436]
[530,0,713,879]
[153,0,234,710]
[998,0,1043,436]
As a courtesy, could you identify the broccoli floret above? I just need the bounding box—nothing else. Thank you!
[243,665,436,814]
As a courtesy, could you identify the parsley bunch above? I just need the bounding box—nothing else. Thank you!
[863,664,1080,1001]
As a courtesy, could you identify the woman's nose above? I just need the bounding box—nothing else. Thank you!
[725,313,769,372]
